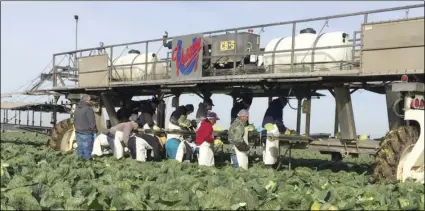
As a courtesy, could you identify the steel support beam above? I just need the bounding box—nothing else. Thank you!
[101,93,119,127]
[157,99,166,129]
[385,85,405,130]
[296,98,302,133]
[334,86,357,140]
[303,97,312,136]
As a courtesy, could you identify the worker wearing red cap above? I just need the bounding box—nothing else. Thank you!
[195,111,220,167]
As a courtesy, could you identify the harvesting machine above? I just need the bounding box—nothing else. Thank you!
[6,4,424,183]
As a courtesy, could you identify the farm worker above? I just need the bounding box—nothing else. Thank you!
[92,128,114,157]
[195,112,220,167]
[228,109,251,170]
[74,94,98,160]
[230,96,253,124]
[195,98,214,126]
[174,137,196,163]
[262,97,288,133]
[127,133,166,162]
[136,98,160,130]
[116,107,132,122]
[167,104,195,140]
[165,138,181,159]
[108,121,139,159]
[261,97,288,167]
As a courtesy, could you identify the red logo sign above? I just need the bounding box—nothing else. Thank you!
[172,37,202,76]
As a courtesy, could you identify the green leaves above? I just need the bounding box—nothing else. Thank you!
[1,132,424,210]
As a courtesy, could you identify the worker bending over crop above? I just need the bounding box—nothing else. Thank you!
[74,94,98,160]
[195,98,214,126]
[261,97,288,167]
[228,109,250,169]
[195,112,220,167]
[167,104,195,140]
[128,133,164,162]
[106,121,139,159]
[230,96,253,124]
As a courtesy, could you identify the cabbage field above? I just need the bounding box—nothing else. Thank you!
[1,131,424,210]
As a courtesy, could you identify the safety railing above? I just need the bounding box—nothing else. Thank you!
[50,3,424,88]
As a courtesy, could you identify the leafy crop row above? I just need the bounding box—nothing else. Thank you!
[1,132,424,210]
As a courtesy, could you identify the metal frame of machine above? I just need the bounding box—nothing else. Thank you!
[12,4,424,183]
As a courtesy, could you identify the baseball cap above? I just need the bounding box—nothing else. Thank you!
[207,112,220,120]
[237,109,249,117]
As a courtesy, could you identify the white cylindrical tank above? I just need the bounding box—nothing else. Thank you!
[262,29,353,73]
[110,50,168,81]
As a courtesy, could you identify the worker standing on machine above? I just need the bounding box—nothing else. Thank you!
[228,109,250,169]
[74,94,98,160]
[136,98,160,130]
[230,96,253,124]
[195,98,214,127]
[262,97,288,132]
[167,104,195,140]
[195,112,220,167]
[261,97,288,168]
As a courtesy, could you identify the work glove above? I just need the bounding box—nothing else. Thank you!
[246,124,255,132]
[214,139,224,146]
[179,120,191,128]
[284,128,297,136]
[152,125,161,131]
[235,141,250,152]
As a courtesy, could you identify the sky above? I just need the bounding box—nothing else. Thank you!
[1,1,423,138]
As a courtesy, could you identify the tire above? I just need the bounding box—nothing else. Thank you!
[48,118,75,152]
[372,126,419,183]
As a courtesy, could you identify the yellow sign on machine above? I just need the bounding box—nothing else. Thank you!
[219,40,235,51]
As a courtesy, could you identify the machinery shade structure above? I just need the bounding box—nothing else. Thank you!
[14,4,425,184]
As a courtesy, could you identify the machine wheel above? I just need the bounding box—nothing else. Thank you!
[372,126,419,183]
[49,118,75,152]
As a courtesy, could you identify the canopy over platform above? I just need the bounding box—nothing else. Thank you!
[1,102,70,113]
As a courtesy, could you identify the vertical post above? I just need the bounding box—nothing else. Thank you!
[52,55,57,87]
[39,110,43,127]
[166,52,170,77]
[5,109,8,124]
[145,42,149,81]
[26,110,29,125]
[334,86,357,140]
[109,47,113,85]
[304,97,311,136]
[157,98,166,129]
[296,98,302,133]
[18,111,21,125]
[2,109,5,123]
[14,110,17,124]
[290,23,296,72]
[74,15,79,51]
[334,104,339,135]
[52,96,58,126]
[233,30,238,75]
[100,93,119,127]
[363,13,368,24]
[351,31,357,68]
[32,110,35,126]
